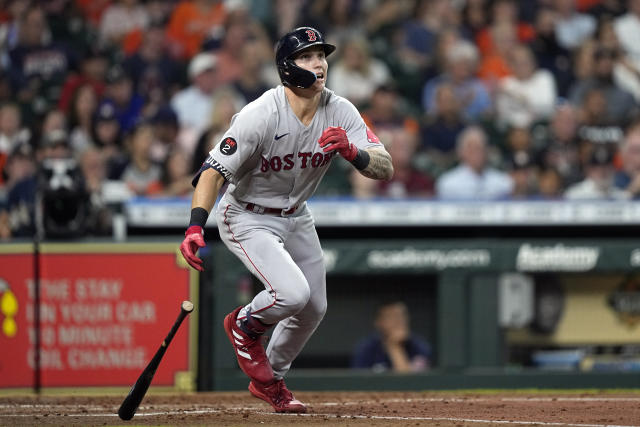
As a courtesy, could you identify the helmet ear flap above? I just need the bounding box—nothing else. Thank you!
[279,59,317,89]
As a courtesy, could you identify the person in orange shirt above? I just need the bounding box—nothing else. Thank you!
[166,0,226,59]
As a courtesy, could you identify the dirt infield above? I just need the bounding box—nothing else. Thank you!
[1,390,640,426]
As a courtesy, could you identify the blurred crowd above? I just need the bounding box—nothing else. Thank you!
[2,0,640,240]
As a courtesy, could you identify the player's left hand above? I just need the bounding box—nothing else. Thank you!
[318,126,358,161]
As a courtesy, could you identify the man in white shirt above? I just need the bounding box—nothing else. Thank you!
[565,146,628,200]
[614,0,640,69]
[436,126,513,199]
[554,0,596,50]
[171,53,219,154]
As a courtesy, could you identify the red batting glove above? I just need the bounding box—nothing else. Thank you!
[180,225,205,271]
[317,126,358,161]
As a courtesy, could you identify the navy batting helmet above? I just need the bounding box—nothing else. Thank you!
[275,27,336,89]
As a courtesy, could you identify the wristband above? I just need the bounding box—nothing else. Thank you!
[350,148,370,170]
[189,207,209,227]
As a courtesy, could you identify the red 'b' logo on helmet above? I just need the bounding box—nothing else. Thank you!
[306,30,317,41]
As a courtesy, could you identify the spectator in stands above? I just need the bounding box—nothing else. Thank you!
[148,146,193,197]
[90,103,126,179]
[529,7,574,98]
[565,146,628,199]
[594,16,640,104]
[149,105,180,163]
[614,121,640,198]
[39,109,68,145]
[99,65,145,134]
[0,104,30,181]
[362,83,419,136]
[44,0,97,55]
[171,52,219,154]
[122,22,183,105]
[400,0,457,73]
[554,0,597,50]
[477,21,517,85]
[77,145,112,235]
[57,46,108,114]
[76,0,112,28]
[461,0,488,39]
[0,142,36,238]
[99,0,149,49]
[423,39,491,122]
[419,83,467,174]
[121,122,161,196]
[352,300,431,373]
[538,166,565,199]
[436,126,513,200]
[376,128,434,198]
[569,43,638,124]
[475,0,535,58]
[305,0,365,46]
[212,5,272,88]
[191,86,243,174]
[8,5,75,125]
[576,87,625,153]
[327,35,391,108]
[537,104,583,187]
[508,150,539,199]
[614,0,640,73]
[165,0,226,60]
[495,44,557,129]
[68,84,99,153]
[232,41,272,104]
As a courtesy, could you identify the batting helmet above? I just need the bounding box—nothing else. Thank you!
[275,27,336,89]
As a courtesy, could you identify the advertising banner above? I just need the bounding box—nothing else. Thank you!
[0,244,194,388]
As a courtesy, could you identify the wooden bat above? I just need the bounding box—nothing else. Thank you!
[118,300,194,420]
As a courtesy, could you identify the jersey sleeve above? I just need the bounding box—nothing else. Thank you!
[192,104,268,186]
[335,97,384,150]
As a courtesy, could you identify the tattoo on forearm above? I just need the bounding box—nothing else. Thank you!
[360,148,394,180]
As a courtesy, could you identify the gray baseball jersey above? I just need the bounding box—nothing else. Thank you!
[197,85,385,380]
[197,85,382,209]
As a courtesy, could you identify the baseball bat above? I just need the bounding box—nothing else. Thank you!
[118,300,194,421]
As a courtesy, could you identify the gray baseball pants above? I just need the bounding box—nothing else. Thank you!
[215,197,327,379]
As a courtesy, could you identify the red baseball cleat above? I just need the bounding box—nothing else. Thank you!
[223,306,275,384]
[249,379,307,413]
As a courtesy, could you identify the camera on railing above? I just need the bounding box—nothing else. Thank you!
[38,131,89,239]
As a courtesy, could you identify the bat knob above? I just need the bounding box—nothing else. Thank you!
[182,301,194,313]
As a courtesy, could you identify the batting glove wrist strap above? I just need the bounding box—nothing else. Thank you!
[189,207,209,228]
[350,148,370,170]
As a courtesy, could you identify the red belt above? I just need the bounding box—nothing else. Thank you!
[245,203,299,216]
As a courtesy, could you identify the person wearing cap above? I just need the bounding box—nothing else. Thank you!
[98,65,144,133]
[564,146,628,199]
[90,103,127,179]
[171,52,219,153]
[149,105,180,163]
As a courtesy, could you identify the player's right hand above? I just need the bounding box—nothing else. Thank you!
[180,225,205,271]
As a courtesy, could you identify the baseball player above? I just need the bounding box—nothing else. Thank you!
[180,26,393,413]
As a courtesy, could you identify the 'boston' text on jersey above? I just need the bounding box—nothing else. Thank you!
[260,151,334,172]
